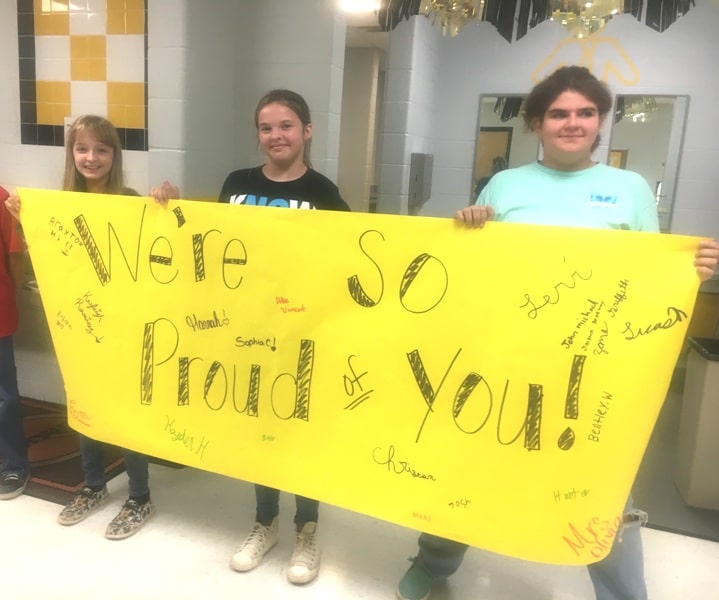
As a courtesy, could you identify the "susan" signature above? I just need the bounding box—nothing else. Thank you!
[622,306,687,340]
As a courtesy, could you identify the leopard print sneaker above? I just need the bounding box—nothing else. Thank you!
[104,498,156,540]
[57,486,110,525]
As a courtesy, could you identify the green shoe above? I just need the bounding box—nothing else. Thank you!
[397,560,433,600]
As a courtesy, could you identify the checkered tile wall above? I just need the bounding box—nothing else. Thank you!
[17,0,148,151]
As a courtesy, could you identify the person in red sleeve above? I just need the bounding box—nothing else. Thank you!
[0,184,29,499]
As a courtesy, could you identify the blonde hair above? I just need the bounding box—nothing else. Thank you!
[63,115,125,193]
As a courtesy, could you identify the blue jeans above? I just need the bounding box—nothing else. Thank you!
[0,337,28,476]
[80,434,149,497]
[255,484,318,528]
[414,498,647,600]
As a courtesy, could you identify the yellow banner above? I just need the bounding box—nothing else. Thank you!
[19,188,699,565]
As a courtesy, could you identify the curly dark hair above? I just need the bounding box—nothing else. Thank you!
[522,66,612,151]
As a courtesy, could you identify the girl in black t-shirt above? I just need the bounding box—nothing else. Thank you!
[224,89,348,586]
[219,90,349,213]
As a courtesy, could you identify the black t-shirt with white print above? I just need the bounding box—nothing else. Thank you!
[218,166,350,212]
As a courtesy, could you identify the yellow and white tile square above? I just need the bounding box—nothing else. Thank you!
[21,0,147,149]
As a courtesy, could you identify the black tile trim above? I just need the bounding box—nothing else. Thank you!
[16,0,33,15]
[17,12,34,35]
[20,101,36,123]
[37,124,63,146]
[18,34,35,59]
[119,128,147,152]
[21,123,38,145]
[19,80,36,102]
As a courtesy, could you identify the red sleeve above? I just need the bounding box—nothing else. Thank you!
[0,186,24,254]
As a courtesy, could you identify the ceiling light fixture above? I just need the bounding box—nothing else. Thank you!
[340,0,380,14]
[420,0,484,37]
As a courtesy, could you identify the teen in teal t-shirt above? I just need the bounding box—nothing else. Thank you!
[478,161,659,232]
[397,65,719,600]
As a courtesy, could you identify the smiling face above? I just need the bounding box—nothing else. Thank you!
[533,90,602,171]
[72,130,115,192]
[257,102,312,172]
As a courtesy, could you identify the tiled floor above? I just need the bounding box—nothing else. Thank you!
[2,462,718,600]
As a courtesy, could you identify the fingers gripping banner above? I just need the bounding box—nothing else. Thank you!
[19,188,699,565]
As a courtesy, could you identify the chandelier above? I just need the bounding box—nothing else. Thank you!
[378,0,694,39]
[550,0,624,39]
[416,0,625,38]
[420,0,484,37]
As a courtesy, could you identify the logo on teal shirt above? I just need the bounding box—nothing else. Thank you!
[589,194,617,206]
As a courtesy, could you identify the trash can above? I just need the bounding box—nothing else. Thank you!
[674,337,719,509]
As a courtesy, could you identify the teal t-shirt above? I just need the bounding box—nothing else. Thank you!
[476,162,660,232]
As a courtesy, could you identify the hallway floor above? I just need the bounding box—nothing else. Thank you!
[2,462,718,599]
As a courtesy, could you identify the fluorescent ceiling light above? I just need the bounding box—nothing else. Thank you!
[340,0,379,14]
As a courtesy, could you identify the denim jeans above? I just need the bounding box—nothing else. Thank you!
[255,484,319,528]
[0,336,28,476]
[414,497,647,600]
[79,434,149,497]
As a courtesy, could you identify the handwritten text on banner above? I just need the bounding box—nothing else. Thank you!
[19,188,699,565]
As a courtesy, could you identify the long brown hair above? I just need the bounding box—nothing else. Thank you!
[63,115,125,193]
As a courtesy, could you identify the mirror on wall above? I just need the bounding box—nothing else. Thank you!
[610,95,689,232]
[472,95,537,203]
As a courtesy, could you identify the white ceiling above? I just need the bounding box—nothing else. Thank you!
[344,9,388,50]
